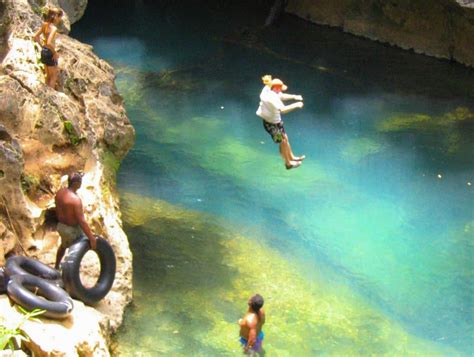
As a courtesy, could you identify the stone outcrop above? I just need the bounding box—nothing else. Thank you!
[286,0,474,67]
[0,0,134,354]
[0,296,110,355]
[58,0,88,24]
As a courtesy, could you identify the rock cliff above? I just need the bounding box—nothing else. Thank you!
[58,0,87,24]
[0,0,134,355]
[286,0,474,67]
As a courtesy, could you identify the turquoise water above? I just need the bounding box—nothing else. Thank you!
[74,2,474,355]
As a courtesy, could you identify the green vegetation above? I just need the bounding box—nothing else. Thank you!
[102,151,121,178]
[20,173,40,194]
[115,68,147,108]
[377,107,474,156]
[63,120,81,146]
[100,150,121,201]
[377,107,473,132]
[0,307,44,351]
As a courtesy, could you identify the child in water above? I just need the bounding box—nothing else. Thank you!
[239,294,266,355]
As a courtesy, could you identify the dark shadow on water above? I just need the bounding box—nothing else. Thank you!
[126,218,239,293]
[115,198,242,354]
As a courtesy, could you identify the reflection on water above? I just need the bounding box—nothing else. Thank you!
[73,2,474,355]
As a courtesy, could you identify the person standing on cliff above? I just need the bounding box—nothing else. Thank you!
[34,7,63,89]
[54,173,96,269]
[238,294,266,355]
[257,76,305,170]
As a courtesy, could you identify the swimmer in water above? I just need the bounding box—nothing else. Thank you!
[238,294,266,355]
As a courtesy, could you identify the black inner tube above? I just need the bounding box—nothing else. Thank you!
[5,255,61,280]
[61,236,116,305]
[7,274,73,319]
[0,267,6,294]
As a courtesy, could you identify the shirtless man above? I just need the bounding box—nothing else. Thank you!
[54,173,96,269]
[238,294,266,355]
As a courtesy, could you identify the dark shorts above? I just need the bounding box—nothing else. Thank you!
[263,120,286,144]
[40,47,57,66]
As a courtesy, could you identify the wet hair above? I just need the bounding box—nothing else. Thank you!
[68,172,82,187]
[248,294,264,314]
[46,7,63,23]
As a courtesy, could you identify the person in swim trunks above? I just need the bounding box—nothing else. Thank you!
[54,173,96,269]
[256,76,305,170]
[238,294,266,355]
[34,7,63,89]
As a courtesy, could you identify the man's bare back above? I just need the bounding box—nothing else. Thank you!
[55,187,82,226]
[54,173,96,250]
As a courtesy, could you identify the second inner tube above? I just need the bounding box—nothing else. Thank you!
[61,236,116,305]
[5,255,61,280]
[5,255,63,288]
[7,274,73,319]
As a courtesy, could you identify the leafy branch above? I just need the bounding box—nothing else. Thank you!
[0,307,45,351]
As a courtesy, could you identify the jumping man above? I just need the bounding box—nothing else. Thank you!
[256,76,305,170]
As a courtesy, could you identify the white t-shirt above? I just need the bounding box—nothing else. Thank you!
[256,86,284,124]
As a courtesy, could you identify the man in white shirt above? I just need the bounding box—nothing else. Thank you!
[256,77,305,169]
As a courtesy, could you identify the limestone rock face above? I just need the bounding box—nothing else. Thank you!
[286,0,474,67]
[0,0,134,353]
[0,296,110,356]
[0,123,33,266]
[58,0,88,24]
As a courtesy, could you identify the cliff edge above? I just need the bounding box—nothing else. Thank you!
[0,0,134,355]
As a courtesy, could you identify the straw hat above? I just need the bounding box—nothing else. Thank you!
[270,78,287,91]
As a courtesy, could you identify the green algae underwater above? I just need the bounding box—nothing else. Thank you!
[114,192,459,356]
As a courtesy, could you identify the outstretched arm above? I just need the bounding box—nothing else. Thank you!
[281,101,303,114]
[279,93,303,101]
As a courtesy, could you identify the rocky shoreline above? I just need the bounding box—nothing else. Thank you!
[286,0,474,68]
[0,0,134,355]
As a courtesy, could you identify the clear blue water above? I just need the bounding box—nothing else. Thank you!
[74,2,474,355]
